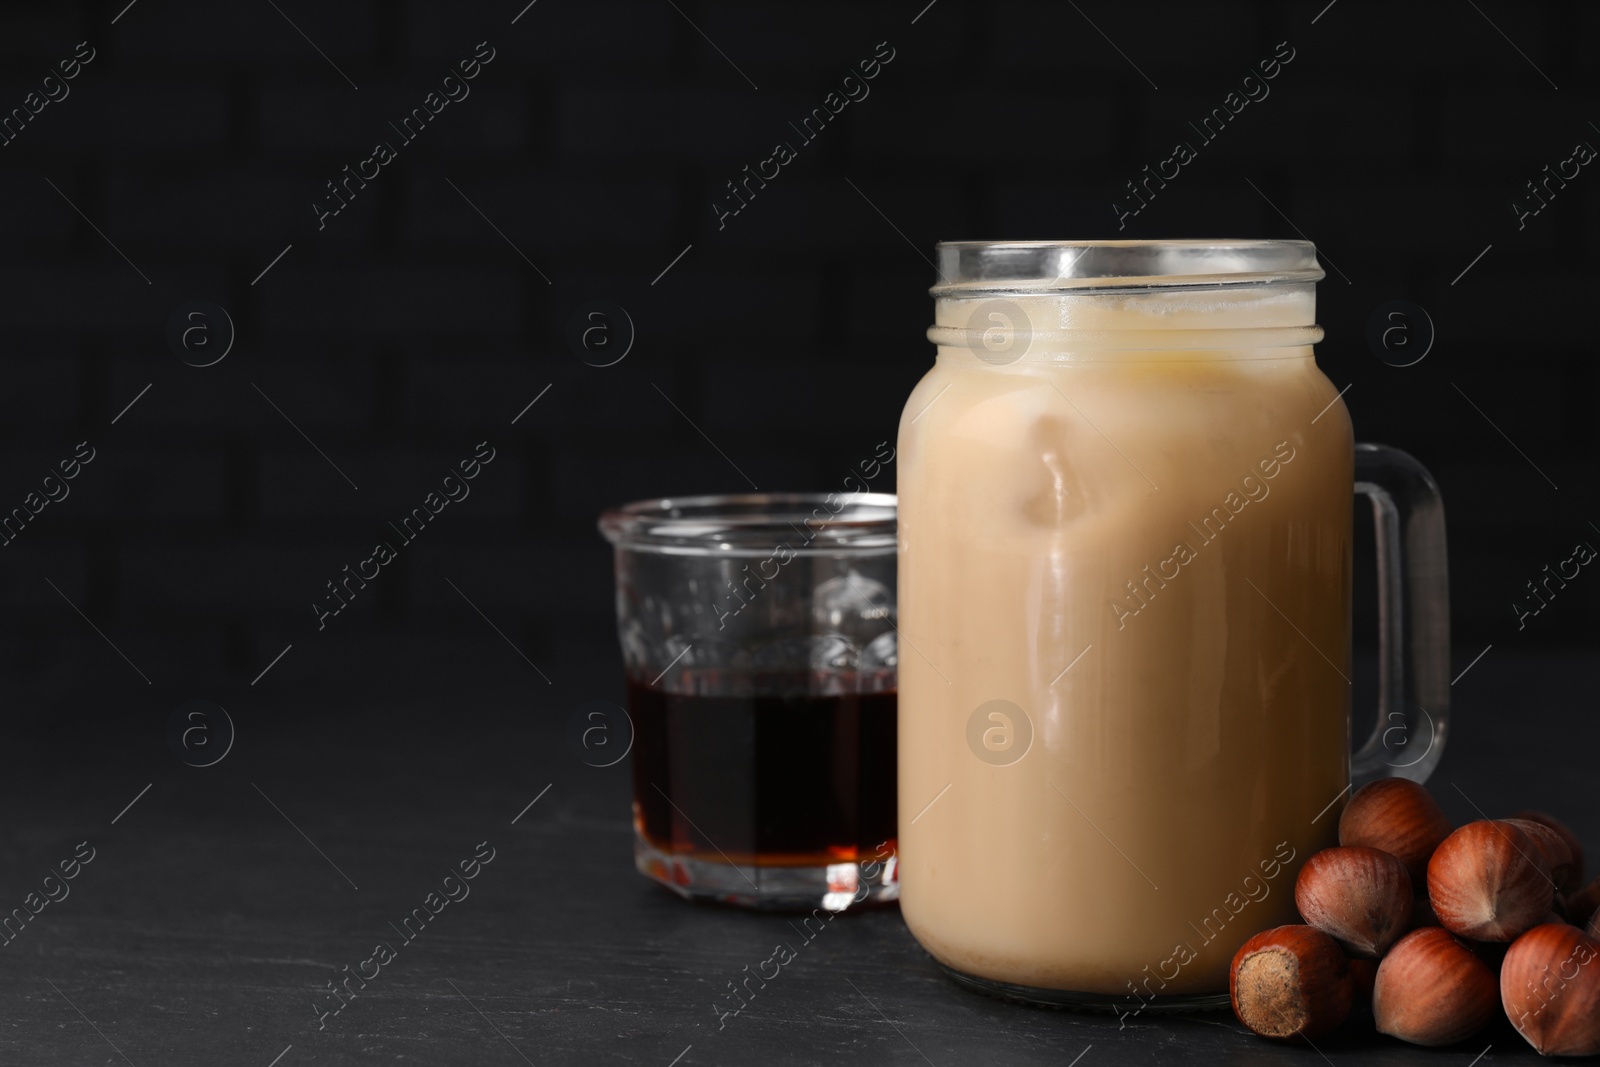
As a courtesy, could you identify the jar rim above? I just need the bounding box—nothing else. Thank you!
[930,239,1324,296]
[598,492,897,556]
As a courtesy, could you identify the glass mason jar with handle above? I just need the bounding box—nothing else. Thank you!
[895,240,1448,1010]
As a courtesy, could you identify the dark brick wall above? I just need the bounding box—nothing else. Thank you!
[2,0,1596,706]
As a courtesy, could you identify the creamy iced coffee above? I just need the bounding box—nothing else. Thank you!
[896,242,1352,1002]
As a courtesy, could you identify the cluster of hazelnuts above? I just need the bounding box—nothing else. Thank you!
[1230,779,1600,1056]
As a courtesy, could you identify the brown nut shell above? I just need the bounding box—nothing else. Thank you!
[1568,875,1600,924]
[1511,810,1585,893]
[1501,922,1600,1057]
[1230,925,1353,1040]
[1374,927,1499,1046]
[1339,779,1453,885]
[1428,820,1555,942]
[1505,817,1578,896]
[1295,846,1413,957]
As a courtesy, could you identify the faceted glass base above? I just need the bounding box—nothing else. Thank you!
[938,962,1230,1014]
[635,830,899,911]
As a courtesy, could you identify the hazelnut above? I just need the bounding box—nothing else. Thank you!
[1373,927,1499,1046]
[1230,925,1353,1040]
[1512,810,1585,893]
[1339,778,1453,885]
[1428,820,1555,942]
[1568,874,1600,924]
[1295,846,1413,957]
[1505,817,1578,895]
[1501,922,1600,1057]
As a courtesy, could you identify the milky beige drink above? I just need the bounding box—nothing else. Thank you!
[897,242,1355,1006]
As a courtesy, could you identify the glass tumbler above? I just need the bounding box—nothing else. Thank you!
[598,493,900,910]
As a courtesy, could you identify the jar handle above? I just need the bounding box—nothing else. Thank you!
[1351,443,1450,786]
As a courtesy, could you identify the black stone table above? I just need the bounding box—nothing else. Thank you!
[2,645,1591,1065]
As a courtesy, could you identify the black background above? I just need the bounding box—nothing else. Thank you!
[5,0,1598,719]
[3,2,1599,1065]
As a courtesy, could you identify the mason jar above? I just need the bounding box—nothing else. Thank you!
[894,240,1448,1011]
